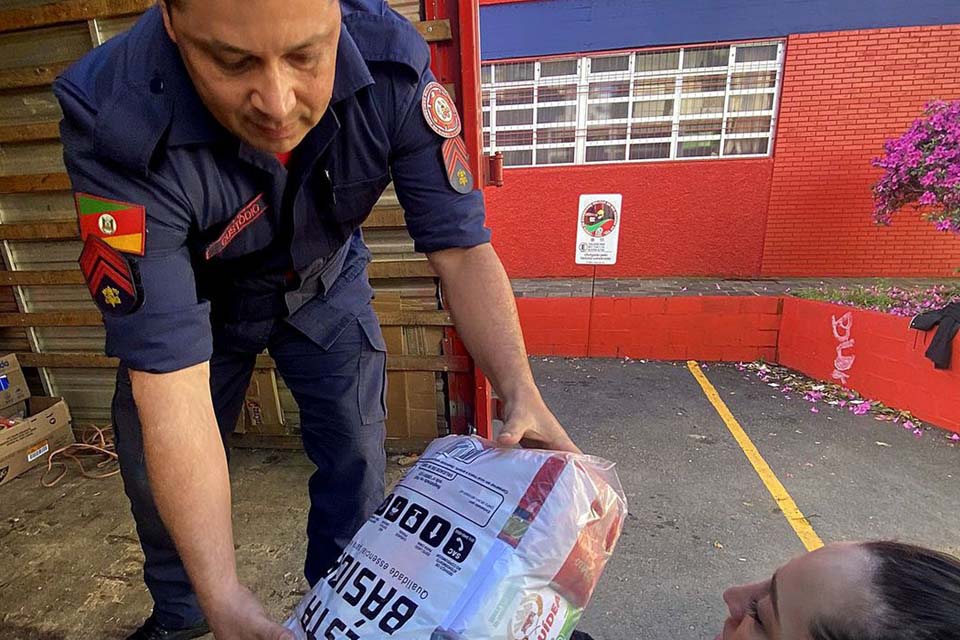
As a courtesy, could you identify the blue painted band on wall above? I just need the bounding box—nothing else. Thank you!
[480,0,960,60]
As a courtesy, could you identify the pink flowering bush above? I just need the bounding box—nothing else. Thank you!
[873,100,960,234]
[795,282,960,317]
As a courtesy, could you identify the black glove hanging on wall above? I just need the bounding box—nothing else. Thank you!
[910,301,960,370]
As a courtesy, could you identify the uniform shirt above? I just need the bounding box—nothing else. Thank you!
[54,1,490,373]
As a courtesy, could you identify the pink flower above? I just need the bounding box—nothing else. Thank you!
[811,406,820,414]
[950,433,960,442]
[851,402,872,416]
[913,428,923,439]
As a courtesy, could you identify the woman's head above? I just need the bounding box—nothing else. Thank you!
[718,541,960,640]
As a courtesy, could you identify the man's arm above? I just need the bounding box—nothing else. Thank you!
[131,364,293,640]
[428,244,580,453]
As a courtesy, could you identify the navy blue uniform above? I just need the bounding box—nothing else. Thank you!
[55,1,489,629]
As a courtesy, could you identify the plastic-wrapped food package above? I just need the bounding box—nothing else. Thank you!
[285,435,627,639]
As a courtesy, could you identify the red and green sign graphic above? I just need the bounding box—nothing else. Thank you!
[581,200,617,238]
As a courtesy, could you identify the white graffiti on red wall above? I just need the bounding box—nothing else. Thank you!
[831,312,856,385]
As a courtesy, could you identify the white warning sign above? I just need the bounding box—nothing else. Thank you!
[575,194,622,265]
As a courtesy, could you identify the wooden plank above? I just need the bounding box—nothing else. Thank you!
[367,260,434,279]
[0,221,77,241]
[0,61,72,91]
[415,19,451,43]
[0,121,61,144]
[363,206,406,228]
[0,311,100,327]
[16,352,115,368]
[376,311,452,326]
[0,0,153,34]
[0,173,71,194]
[0,270,86,286]
[17,351,467,372]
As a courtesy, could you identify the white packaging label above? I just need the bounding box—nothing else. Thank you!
[27,441,49,463]
[285,436,627,640]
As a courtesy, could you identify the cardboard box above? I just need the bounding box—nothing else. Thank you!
[237,368,285,435]
[0,355,74,487]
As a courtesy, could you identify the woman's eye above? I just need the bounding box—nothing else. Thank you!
[747,600,764,628]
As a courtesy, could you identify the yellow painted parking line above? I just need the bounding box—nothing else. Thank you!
[687,361,824,552]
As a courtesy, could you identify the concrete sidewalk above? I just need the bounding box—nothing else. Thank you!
[1,359,957,639]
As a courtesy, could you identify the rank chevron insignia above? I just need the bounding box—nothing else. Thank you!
[442,136,474,194]
[78,236,143,316]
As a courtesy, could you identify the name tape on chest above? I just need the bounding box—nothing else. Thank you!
[205,193,268,260]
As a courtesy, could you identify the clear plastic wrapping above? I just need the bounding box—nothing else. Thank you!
[285,435,627,639]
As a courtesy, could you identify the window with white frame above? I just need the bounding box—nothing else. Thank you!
[482,41,784,167]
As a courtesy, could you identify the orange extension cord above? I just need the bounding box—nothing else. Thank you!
[41,424,119,487]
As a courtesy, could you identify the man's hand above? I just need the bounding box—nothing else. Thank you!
[429,244,581,454]
[131,364,288,638]
[497,391,581,454]
[207,582,295,640]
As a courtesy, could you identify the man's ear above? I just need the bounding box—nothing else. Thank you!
[159,1,178,43]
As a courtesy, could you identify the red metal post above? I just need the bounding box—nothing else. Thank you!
[428,0,494,439]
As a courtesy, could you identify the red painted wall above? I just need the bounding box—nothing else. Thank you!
[516,295,960,433]
[778,298,960,433]
[761,26,960,277]
[516,296,781,362]
[485,160,774,278]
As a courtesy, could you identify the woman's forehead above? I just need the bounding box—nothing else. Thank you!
[776,544,877,633]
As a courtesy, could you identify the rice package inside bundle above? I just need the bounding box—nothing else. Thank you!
[285,435,627,639]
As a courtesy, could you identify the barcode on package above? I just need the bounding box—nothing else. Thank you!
[27,441,49,462]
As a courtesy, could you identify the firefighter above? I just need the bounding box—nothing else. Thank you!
[54,1,578,637]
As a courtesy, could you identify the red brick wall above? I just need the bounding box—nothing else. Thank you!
[761,26,960,276]
[486,160,774,279]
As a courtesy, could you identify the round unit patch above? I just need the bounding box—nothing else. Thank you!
[421,81,462,138]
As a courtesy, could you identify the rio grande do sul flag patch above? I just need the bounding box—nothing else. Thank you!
[75,192,146,256]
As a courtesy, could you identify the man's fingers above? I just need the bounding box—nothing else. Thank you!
[496,427,523,447]
[499,418,582,454]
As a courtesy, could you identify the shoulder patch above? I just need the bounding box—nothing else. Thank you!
[75,192,146,256]
[79,236,143,316]
[442,137,474,194]
[422,82,462,139]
